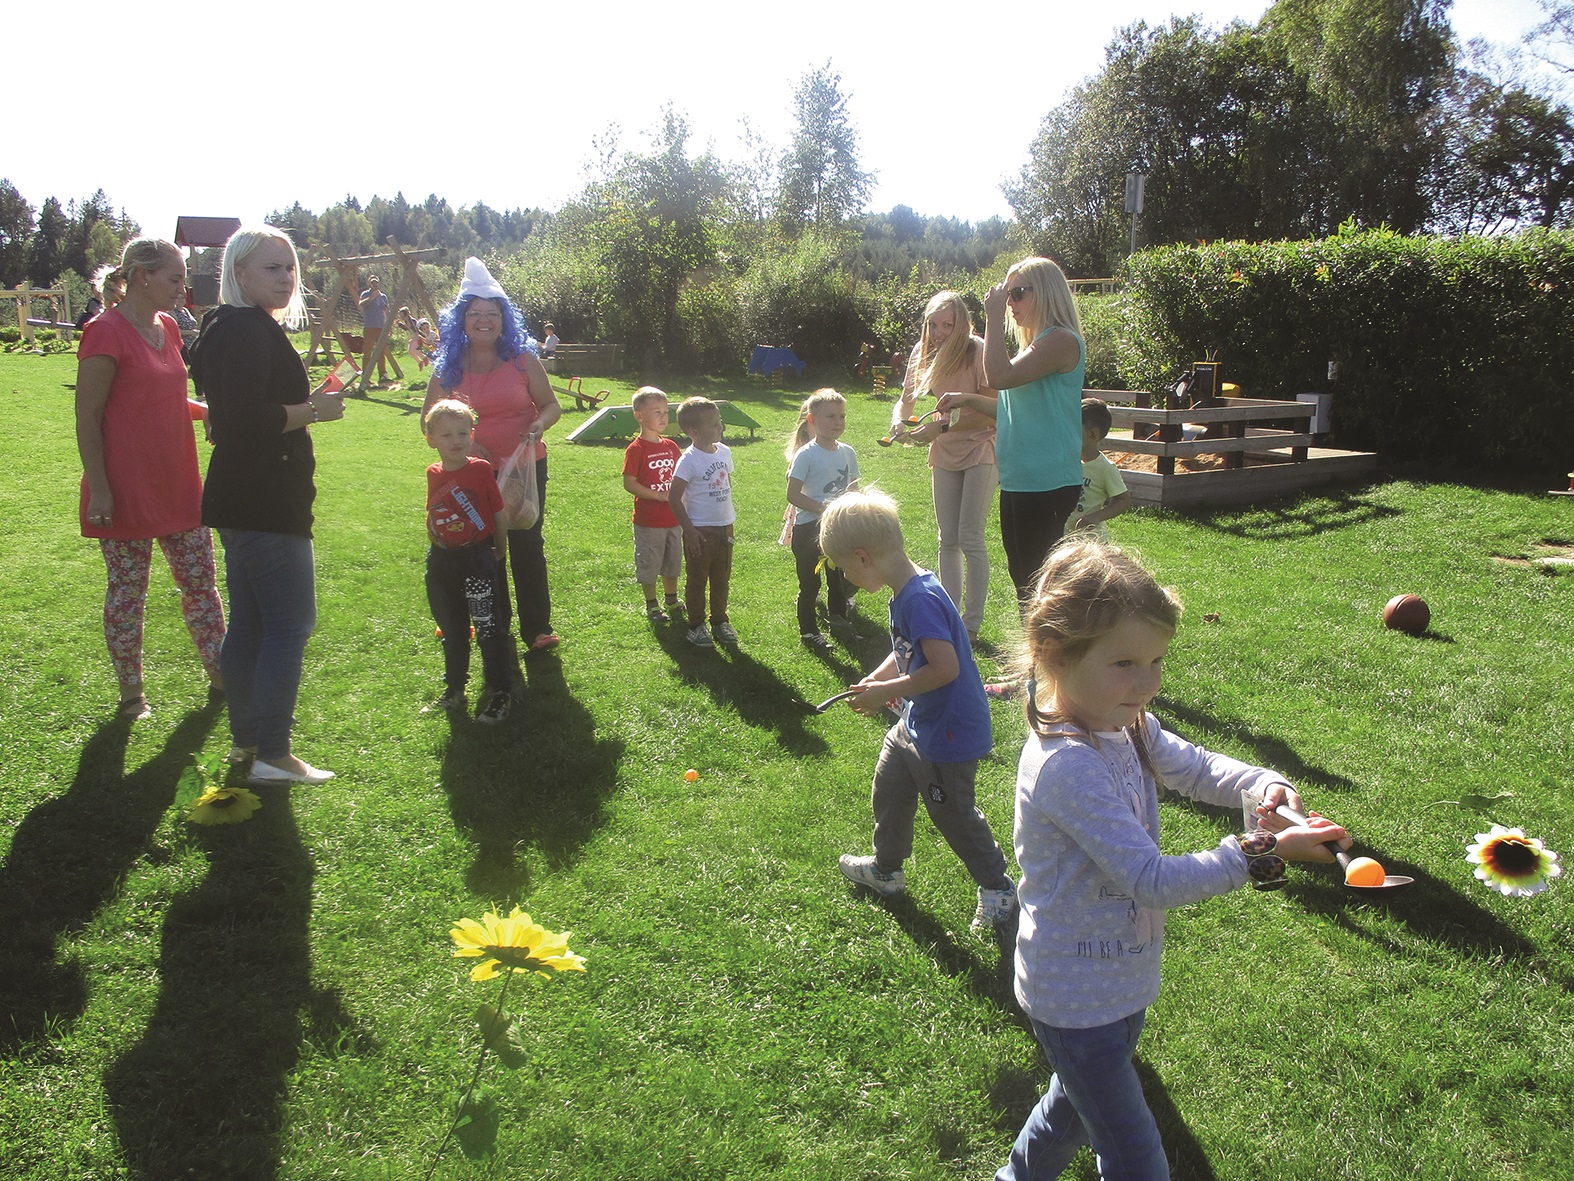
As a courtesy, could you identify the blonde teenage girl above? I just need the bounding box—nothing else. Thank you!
[786,389,859,650]
[998,539,1351,1180]
[892,291,997,643]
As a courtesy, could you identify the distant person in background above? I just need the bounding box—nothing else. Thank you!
[77,264,125,327]
[423,257,563,654]
[358,274,390,386]
[540,322,559,357]
[192,226,346,786]
[170,299,200,362]
[75,237,224,720]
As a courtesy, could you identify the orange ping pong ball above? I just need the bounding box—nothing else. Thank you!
[1344,856,1386,886]
[684,768,699,782]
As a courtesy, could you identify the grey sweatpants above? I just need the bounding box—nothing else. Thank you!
[870,722,1012,890]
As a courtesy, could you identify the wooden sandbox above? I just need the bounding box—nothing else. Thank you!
[1090,392,1376,509]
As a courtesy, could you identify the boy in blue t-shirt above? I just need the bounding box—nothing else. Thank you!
[819,489,1017,933]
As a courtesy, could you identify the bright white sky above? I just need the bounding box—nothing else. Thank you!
[6,0,1555,240]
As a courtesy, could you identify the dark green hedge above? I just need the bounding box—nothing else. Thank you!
[1118,227,1574,473]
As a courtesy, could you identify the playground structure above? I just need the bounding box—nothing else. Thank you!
[302,238,444,395]
[1093,389,1376,508]
[7,284,74,344]
[567,399,760,444]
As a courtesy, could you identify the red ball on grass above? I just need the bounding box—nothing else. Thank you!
[1383,593,1430,635]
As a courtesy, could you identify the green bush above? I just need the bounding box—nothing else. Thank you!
[672,267,741,373]
[735,235,874,370]
[0,327,20,345]
[1118,227,1574,471]
[1076,293,1128,391]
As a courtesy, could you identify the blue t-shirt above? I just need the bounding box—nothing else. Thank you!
[787,439,859,525]
[360,290,389,330]
[889,571,992,762]
[995,329,1084,493]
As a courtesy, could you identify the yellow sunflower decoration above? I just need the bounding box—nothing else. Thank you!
[449,907,586,981]
[1466,825,1562,897]
[187,786,262,826]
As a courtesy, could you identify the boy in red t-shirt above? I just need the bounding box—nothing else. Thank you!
[424,399,512,723]
[621,386,684,623]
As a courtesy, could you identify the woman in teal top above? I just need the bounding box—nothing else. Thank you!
[938,257,1085,606]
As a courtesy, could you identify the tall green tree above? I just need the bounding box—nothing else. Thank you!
[777,63,874,232]
[573,108,732,366]
[1007,18,1330,275]
[28,198,69,288]
[1433,72,1574,231]
[1260,0,1454,231]
[0,180,34,288]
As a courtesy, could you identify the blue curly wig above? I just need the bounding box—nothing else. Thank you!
[432,292,539,390]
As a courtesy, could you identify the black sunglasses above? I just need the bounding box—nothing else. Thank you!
[1006,285,1032,302]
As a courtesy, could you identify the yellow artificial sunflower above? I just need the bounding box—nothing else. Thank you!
[187,786,262,826]
[1466,825,1562,897]
[450,907,586,982]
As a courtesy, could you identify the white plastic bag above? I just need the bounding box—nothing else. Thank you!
[496,441,539,531]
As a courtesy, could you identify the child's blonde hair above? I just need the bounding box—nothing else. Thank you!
[676,395,718,433]
[786,388,847,461]
[1018,539,1181,754]
[819,488,904,567]
[423,398,476,433]
[1007,256,1082,350]
[912,291,976,396]
[632,385,668,413]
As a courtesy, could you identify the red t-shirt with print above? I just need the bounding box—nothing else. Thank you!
[622,435,681,528]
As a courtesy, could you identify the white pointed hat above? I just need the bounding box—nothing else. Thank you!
[457,257,506,302]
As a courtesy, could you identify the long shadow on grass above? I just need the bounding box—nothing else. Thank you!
[655,631,831,757]
[1153,697,1358,797]
[1173,484,1397,541]
[1281,867,1568,989]
[438,653,625,901]
[865,893,1020,1016]
[1168,797,1567,990]
[344,389,422,417]
[105,783,317,1181]
[0,703,219,1049]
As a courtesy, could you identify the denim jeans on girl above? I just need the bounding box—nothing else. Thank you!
[218,529,316,761]
[996,1010,1168,1181]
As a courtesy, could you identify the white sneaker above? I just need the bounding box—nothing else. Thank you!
[247,758,335,786]
[838,854,906,897]
[972,882,1019,933]
[687,624,714,648]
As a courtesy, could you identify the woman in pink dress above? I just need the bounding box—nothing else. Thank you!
[75,238,224,719]
[422,258,562,653]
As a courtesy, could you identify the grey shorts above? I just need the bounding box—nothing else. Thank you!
[633,524,683,584]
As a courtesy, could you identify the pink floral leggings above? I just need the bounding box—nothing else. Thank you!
[99,528,226,695]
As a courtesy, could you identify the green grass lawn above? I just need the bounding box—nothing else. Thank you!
[1,350,1570,1180]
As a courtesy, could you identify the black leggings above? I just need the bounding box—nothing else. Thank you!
[999,485,1081,609]
[791,520,847,636]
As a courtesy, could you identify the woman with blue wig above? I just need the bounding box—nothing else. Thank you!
[423,258,563,653]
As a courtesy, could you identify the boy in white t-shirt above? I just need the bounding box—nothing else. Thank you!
[668,397,737,648]
[1070,398,1132,541]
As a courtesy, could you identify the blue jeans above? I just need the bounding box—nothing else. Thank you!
[218,529,316,761]
[996,1011,1168,1181]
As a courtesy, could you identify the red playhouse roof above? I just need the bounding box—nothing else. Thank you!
[173,216,243,248]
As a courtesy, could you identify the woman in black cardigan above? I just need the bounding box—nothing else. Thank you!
[192,226,345,786]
